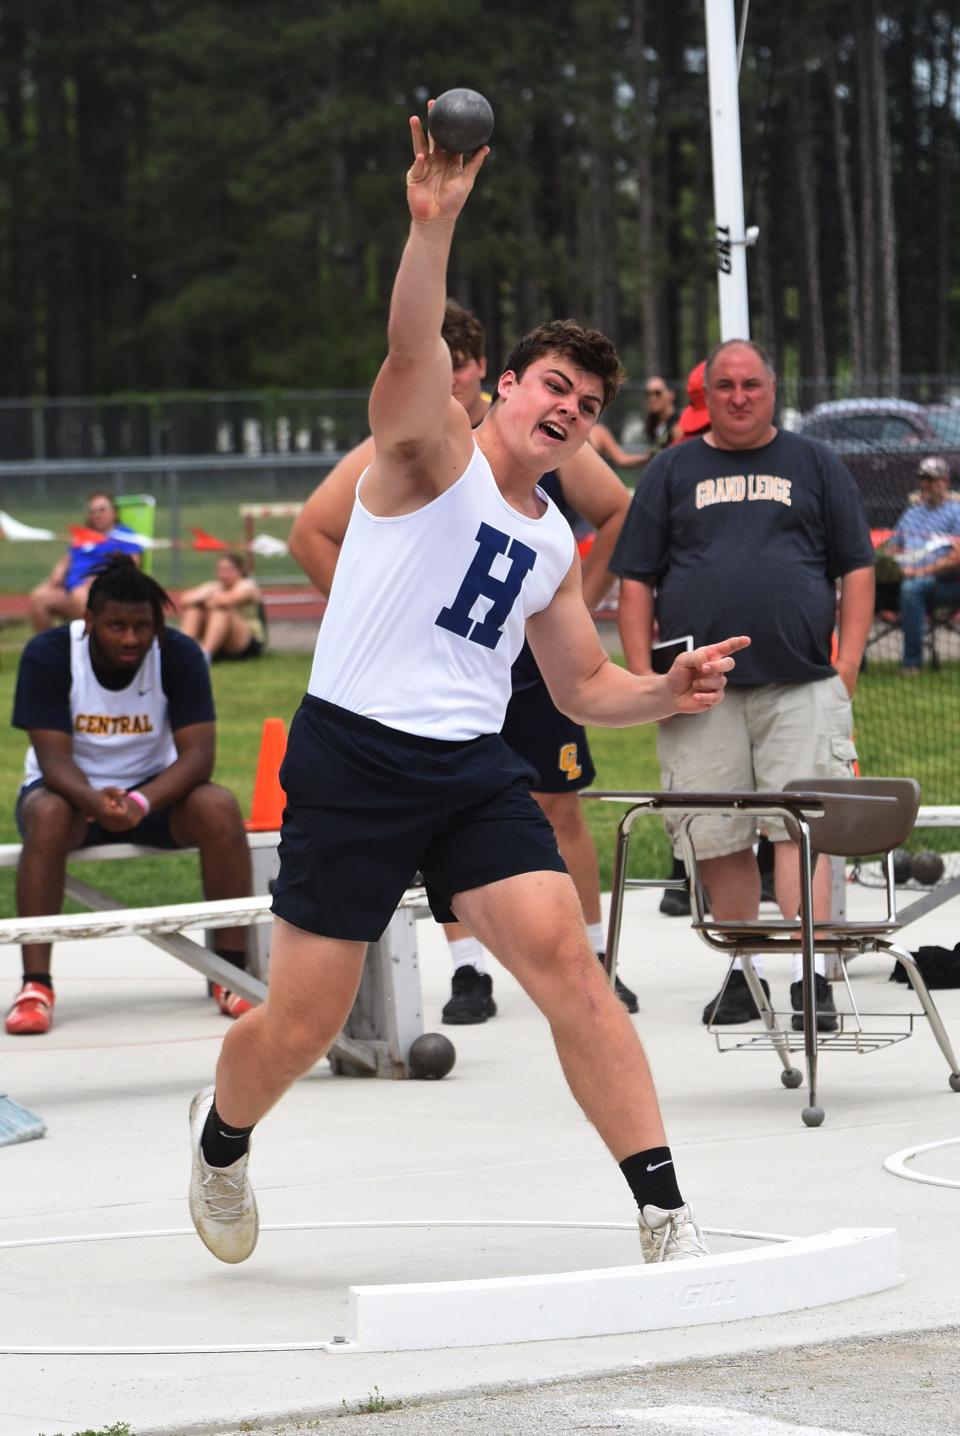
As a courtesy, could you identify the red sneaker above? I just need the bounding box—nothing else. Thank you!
[212,985,253,1020]
[5,981,55,1035]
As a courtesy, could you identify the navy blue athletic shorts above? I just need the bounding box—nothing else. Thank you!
[16,774,180,849]
[270,695,567,941]
[500,676,596,793]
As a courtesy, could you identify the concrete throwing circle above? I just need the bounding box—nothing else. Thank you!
[884,1136,960,1189]
[0,1218,898,1355]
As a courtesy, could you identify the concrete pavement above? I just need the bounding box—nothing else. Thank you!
[2,879,959,1436]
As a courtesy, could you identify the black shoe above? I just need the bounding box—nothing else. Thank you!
[702,969,771,1025]
[442,967,497,1025]
[790,974,839,1032]
[597,953,639,1013]
[659,886,691,917]
[615,974,639,1013]
[759,878,777,905]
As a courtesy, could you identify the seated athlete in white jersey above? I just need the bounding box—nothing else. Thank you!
[187,110,749,1268]
[8,557,254,1035]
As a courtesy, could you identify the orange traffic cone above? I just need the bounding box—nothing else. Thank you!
[246,717,288,831]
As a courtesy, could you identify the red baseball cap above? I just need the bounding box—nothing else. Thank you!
[678,360,710,436]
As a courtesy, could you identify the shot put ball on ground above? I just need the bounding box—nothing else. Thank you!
[408,1032,456,1079]
[910,850,945,885]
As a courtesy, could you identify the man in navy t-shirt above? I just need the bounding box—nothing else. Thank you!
[613,339,875,1031]
[8,557,254,1036]
[28,490,143,632]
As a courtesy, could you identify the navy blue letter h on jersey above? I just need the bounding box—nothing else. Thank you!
[436,522,537,650]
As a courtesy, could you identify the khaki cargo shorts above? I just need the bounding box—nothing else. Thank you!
[656,675,858,859]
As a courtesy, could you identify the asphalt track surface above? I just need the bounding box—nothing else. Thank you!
[216,1328,960,1435]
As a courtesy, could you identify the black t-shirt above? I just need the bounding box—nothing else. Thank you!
[610,430,874,686]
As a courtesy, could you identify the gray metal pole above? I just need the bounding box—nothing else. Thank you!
[704,0,752,339]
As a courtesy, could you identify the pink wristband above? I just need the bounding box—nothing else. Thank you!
[127,789,151,818]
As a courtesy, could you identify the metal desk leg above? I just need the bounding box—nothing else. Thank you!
[797,823,823,1127]
[603,808,639,983]
[889,942,960,1087]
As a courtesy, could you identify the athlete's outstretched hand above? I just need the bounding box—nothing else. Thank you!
[406,108,488,226]
[666,635,751,715]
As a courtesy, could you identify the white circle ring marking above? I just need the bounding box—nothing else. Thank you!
[884,1137,960,1189]
[0,1218,788,1357]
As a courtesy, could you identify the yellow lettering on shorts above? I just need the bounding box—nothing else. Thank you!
[559,742,583,782]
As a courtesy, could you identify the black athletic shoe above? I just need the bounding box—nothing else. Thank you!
[597,954,639,1013]
[615,974,640,1013]
[441,967,497,1025]
[790,974,839,1032]
[659,887,691,917]
[702,970,771,1025]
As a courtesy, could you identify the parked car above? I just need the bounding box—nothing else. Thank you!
[792,399,960,527]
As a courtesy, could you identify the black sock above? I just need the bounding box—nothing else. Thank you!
[200,1098,255,1167]
[23,972,53,992]
[215,949,247,972]
[620,1147,684,1212]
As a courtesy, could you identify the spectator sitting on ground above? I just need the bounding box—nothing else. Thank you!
[889,455,960,675]
[29,491,143,632]
[177,553,265,662]
[7,556,254,1035]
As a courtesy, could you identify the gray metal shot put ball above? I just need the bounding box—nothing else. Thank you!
[427,88,494,154]
[408,1031,457,1079]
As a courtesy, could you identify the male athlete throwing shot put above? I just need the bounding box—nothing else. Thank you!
[189,112,749,1265]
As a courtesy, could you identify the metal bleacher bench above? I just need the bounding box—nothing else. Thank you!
[0,832,431,1078]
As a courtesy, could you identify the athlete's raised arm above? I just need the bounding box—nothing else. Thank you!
[365,113,488,515]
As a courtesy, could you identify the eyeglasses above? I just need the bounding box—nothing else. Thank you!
[645,388,664,397]
[88,505,112,515]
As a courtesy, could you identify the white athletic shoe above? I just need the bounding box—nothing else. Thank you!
[188,1086,259,1264]
[637,1203,709,1262]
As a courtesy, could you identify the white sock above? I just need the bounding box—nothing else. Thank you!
[448,936,487,975]
[732,957,766,978]
[793,954,826,981]
[586,921,606,954]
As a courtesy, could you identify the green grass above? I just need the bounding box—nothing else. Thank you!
[0,644,956,919]
[40,1424,134,1436]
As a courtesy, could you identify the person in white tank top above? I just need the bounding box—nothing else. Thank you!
[189,111,750,1267]
[289,301,638,1020]
[8,558,254,1037]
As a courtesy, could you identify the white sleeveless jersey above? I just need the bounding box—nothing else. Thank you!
[23,621,178,787]
[308,443,575,739]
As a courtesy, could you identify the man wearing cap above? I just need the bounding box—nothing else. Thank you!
[612,339,875,1029]
[890,456,960,674]
[673,361,711,443]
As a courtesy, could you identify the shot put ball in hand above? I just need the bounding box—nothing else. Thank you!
[427,88,494,155]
